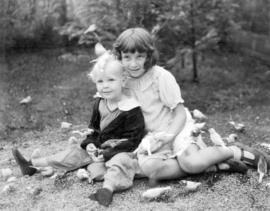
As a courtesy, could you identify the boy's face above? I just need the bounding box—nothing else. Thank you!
[121,51,147,78]
[95,61,124,101]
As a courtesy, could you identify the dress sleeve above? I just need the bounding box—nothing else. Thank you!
[158,69,184,109]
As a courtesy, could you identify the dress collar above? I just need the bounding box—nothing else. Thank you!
[93,93,140,111]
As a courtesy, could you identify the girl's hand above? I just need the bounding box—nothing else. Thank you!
[150,132,174,153]
[150,138,164,153]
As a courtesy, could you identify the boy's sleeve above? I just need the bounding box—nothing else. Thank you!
[80,98,101,149]
[102,107,145,161]
[158,69,184,109]
[80,131,99,149]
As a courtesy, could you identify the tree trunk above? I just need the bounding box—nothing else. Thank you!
[190,0,199,83]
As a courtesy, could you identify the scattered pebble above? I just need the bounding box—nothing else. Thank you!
[27,186,42,196]
[7,176,17,183]
[1,168,13,181]
[2,184,16,193]
[61,121,72,130]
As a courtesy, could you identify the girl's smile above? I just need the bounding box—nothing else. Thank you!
[121,51,147,78]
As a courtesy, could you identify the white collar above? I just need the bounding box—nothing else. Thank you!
[93,93,140,111]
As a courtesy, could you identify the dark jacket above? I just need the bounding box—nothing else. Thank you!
[81,98,145,161]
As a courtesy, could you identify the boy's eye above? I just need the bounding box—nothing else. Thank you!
[108,78,115,81]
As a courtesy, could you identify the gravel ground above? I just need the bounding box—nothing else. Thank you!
[1,50,270,210]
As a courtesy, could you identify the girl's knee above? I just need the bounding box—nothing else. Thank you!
[140,158,163,178]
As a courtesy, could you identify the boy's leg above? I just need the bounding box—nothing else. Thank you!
[89,152,139,207]
[12,148,37,176]
[13,146,92,176]
[87,162,106,181]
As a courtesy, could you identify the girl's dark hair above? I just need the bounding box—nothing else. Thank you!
[113,27,158,70]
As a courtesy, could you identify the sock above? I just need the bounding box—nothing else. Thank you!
[89,188,113,207]
[12,148,37,176]
[217,163,229,170]
[228,146,242,161]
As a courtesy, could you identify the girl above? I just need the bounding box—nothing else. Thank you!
[12,52,145,182]
[90,27,269,206]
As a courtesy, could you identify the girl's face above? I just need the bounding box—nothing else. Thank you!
[121,51,147,78]
[95,61,124,101]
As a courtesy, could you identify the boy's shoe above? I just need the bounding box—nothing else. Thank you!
[89,188,113,207]
[218,159,248,174]
[12,148,37,176]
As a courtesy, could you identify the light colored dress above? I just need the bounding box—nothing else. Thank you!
[124,65,186,159]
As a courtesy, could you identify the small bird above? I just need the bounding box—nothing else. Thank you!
[192,109,207,121]
[68,136,79,145]
[142,186,172,200]
[76,169,90,181]
[229,121,245,132]
[31,148,41,160]
[192,122,206,134]
[260,143,270,151]
[71,128,93,137]
[94,43,107,57]
[19,96,32,104]
[39,167,54,177]
[181,180,201,191]
[209,128,226,147]
[257,156,268,183]
[133,133,152,155]
[225,133,238,143]
[84,24,97,34]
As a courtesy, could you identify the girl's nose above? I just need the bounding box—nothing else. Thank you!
[130,58,138,67]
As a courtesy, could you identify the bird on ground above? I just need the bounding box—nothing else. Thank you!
[258,156,268,183]
[209,128,226,147]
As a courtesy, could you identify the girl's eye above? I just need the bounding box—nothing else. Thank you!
[138,54,146,58]
[97,80,103,83]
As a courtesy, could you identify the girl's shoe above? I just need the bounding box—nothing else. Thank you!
[12,148,37,176]
[217,159,248,174]
[231,142,270,170]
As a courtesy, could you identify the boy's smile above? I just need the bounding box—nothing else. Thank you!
[95,61,124,101]
[121,51,147,78]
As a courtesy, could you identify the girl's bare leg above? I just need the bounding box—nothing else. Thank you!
[139,156,187,181]
[177,144,233,174]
